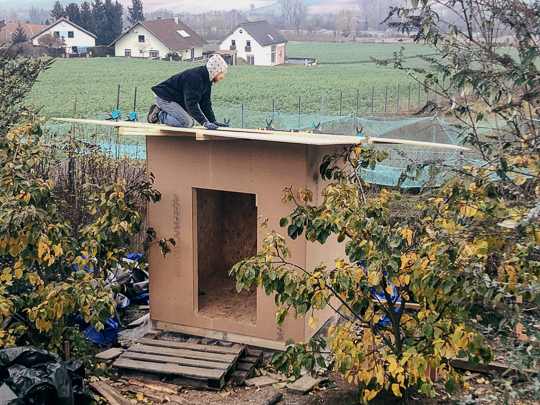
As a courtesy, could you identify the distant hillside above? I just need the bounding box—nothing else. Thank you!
[2,0,85,10]
[1,0,274,14]
[2,0,355,18]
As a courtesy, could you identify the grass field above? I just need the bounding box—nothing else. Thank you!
[285,41,435,64]
[29,42,435,130]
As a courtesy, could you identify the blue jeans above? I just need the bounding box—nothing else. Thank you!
[154,94,196,127]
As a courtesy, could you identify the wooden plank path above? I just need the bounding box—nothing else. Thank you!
[50,117,470,150]
[113,338,244,390]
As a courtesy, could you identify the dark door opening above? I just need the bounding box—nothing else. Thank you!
[195,188,258,325]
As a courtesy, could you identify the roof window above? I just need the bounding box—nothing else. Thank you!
[177,30,190,37]
[267,34,274,40]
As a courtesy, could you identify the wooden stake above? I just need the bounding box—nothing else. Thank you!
[64,340,70,361]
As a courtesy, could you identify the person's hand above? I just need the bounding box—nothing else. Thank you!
[204,121,217,130]
[213,121,228,127]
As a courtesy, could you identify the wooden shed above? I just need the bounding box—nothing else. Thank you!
[139,126,359,350]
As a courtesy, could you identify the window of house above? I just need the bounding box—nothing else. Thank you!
[68,31,74,38]
[54,31,60,38]
[247,55,254,65]
[150,50,159,58]
[271,45,276,63]
[231,39,236,46]
[138,35,145,42]
[177,30,190,37]
[246,40,250,47]
[125,49,131,57]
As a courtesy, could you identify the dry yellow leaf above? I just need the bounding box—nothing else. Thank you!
[308,316,319,330]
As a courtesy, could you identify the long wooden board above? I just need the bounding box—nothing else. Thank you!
[128,343,237,363]
[114,357,226,388]
[136,338,243,355]
[121,351,231,370]
[50,117,470,150]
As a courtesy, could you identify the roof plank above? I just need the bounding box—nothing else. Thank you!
[50,117,470,150]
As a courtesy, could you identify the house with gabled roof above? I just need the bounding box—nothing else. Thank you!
[109,17,208,61]
[218,20,287,66]
[0,21,47,45]
[28,17,96,55]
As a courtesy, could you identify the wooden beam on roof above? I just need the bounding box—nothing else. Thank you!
[50,117,470,150]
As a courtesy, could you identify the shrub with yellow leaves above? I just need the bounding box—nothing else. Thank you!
[0,112,170,359]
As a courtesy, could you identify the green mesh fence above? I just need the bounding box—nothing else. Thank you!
[44,106,500,188]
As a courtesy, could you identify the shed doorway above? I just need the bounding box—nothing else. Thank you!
[195,188,258,325]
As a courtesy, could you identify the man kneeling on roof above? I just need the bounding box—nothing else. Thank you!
[147,54,228,130]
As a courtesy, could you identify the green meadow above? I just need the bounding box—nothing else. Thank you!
[29,42,435,126]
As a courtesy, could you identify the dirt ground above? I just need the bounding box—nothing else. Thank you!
[96,306,537,405]
[94,368,539,405]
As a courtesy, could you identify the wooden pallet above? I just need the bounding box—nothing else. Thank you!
[113,338,244,390]
[229,348,264,384]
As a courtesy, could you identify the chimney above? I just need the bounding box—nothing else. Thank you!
[174,17,178,24]
[53,17,56,23]
[66,15,69,21]
[0,20,6,29]
[157,17,161,20]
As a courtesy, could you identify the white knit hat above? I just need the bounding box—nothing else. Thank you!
[206,54,228,81]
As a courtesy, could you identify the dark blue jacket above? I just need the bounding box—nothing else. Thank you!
[151,65,215,125]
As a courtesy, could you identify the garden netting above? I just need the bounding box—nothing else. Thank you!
[44,107,504,188]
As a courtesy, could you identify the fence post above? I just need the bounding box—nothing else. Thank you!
[384,84,388,113]
[397,84,400,113]
[340,90,343,116]
[408,82,411,112]
[371,85,374,115]
[356,88,359,117]
[418,82,421,106]
[241,101,244,128]
[298,95,301,129]
[277,108,281,130]
[321,91,324,116]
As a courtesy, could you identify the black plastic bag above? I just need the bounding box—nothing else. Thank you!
[0,347,92,405]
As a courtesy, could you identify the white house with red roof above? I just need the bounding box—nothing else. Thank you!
[109,18,208,60]
[28,17,96,55]
[0,21,47,45]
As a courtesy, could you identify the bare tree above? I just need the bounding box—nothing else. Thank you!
[136,38,151,58]
[357,0,397,30]
[280,0,307,30]
[336,9,356,37]
[292,0,307,33]
[279,0,295,27]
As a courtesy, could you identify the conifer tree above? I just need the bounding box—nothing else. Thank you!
[50,1,65,20]
[65,3,81,26]
[127,0,145,26]
[11,23,28,45]
[79,2,92,32]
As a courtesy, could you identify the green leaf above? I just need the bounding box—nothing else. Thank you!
[339,355,352,374]
[293,365,301,378]
[303,354,315,371]
[442,279,453,295]
[280,217,288,227]
[445,377,455,394]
